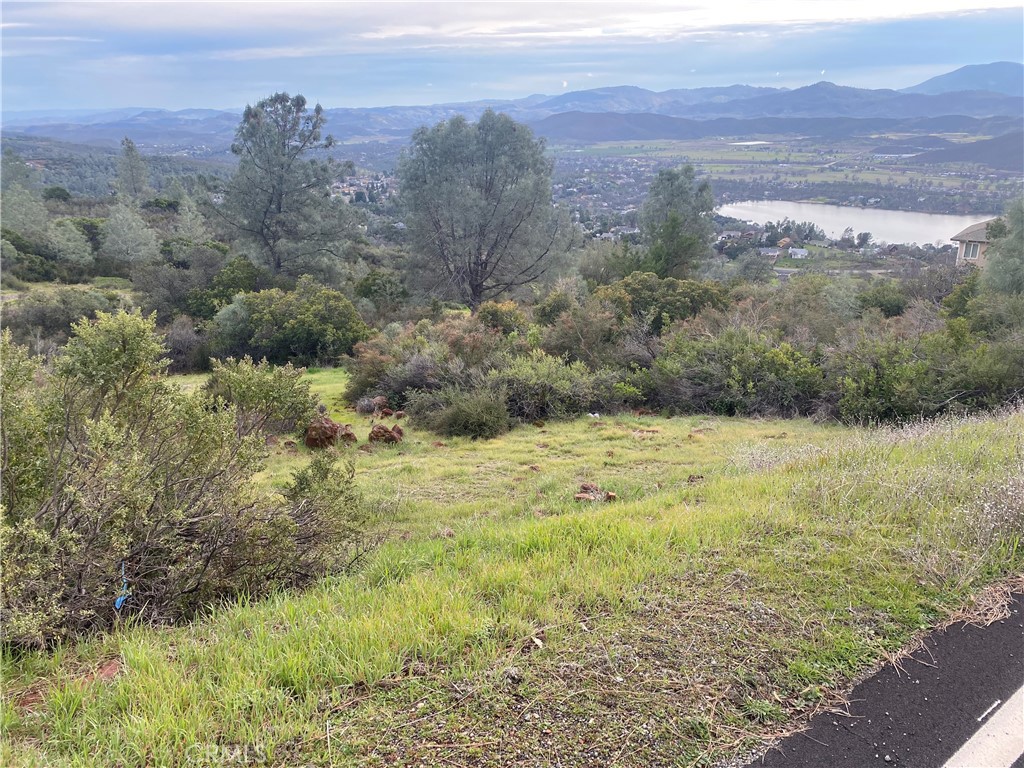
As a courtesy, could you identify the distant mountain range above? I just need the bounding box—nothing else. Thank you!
[2,61,1021,151]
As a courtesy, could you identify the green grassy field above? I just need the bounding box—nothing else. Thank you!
[3,368,1022,767]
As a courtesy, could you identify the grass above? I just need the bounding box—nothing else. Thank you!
[3,370,1022,767]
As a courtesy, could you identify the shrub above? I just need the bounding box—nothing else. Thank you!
[594,271,727,334]
[0,314,372,648]
[653,328,823,416]
[344,315,513,406]
[407,386,511,439]
[1,286,114,351]
[204,356,317,436]
[539,297,621,367]
[826,332,944,423]
[476,300,527,335]
[211,276,369,365]
[486,350,610,420]
[858,281,909,318]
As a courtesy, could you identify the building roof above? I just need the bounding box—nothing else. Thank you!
[951,219,998,243]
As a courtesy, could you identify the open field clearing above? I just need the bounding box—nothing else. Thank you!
[2,370,1022,767]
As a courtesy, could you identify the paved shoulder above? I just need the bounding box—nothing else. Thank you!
[747,593,1024,768]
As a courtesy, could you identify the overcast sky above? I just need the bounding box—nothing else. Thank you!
[2,1,1022,113]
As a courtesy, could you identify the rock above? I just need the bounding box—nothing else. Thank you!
[368,423,402,444]
[577,482,615,502]
[391,423,404,439]
[338,424,358,445]
[687,474,705,484]
[431,441,447,448]
[354,397,376,415]
[371,395,389,411]
[381,408,394,417]
[304,415,341,449]
[394,410,406,419]
[504,666,523,684]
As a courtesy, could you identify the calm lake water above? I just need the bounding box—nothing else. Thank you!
[718,200,991,246]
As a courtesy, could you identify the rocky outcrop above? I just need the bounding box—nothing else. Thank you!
[368,423,403,444]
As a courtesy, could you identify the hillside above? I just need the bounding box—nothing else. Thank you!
[4,388,1022,767]
[909,130,1024,172]
[902,61,1024,96]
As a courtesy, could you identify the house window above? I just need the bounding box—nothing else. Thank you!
[962,242,980,260]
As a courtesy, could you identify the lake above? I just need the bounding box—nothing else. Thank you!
[717,200,992,246]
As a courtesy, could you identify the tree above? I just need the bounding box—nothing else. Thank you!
[856,231,873,248]
[100,202,159,263]
[219,92,352,275]
[174,194,210,245]
[982,199,1024,295]
[116,137,151,203]
[51,219,94,264]
[399,109,569,310]
[0,183,51,243]
[1,148,37,191]
[42,186,72,203]
[638,165,713,278]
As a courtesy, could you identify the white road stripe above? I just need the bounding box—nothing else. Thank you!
[978,700,1002,722]
[944,684,1024,768]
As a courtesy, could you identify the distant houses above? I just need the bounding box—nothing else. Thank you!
[951,219,998,267]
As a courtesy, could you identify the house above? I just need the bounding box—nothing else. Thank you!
[789,248,809,259]
[951,219,998,267]
[777,237,793,248]
[758,247,781,258]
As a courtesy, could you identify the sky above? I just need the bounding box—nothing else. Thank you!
[2,1,1023,113]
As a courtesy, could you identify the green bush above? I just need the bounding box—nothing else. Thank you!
[594,271,727,334]
[1,314,373,648]
[407,386,511,439]
[204,356,317,436]
[1,286,114,349]
[858,281,908,318]
[654,328,823,416]
[486,350,611,420]
[211,276,369,365]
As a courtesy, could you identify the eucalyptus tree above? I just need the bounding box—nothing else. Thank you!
[398,110,570,309]
[218,92,353,276]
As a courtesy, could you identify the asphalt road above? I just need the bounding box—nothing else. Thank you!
[746,593,1024,768]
